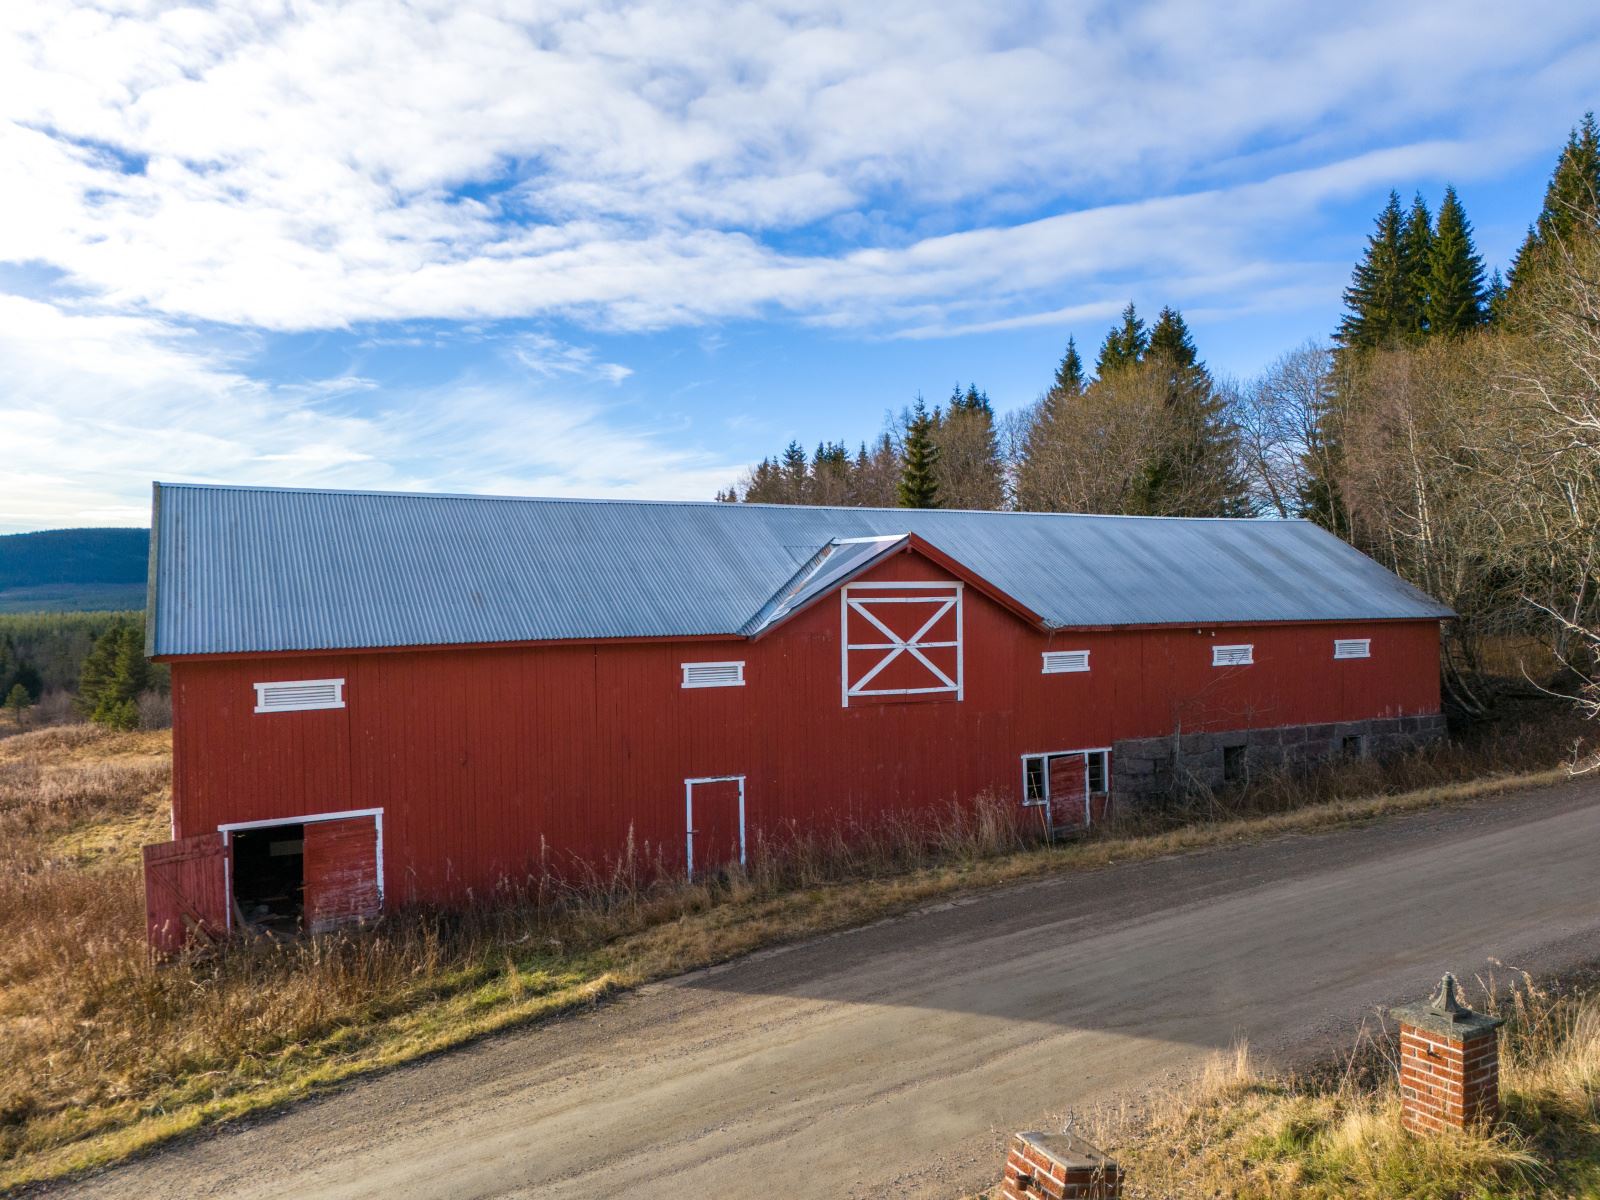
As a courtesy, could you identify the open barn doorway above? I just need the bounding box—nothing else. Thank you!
[230,823,305,933]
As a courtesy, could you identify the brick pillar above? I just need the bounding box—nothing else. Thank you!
[1390,973,1504,1134]
[1000,1131,1122,1200]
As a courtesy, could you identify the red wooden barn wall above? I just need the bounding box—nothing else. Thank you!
[167,550,1442,906]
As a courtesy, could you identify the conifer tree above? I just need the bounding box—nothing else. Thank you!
[1425,185,1487,336]
[1485,268,1508,323]
[1399,192,1434,336]
[848,434,902,507]
[933,385,1003,509]
[76,623,122,717]
[1095,303,1147,375]
[1337,192,1411,349]
[4,683,30,728]
[1297,361,1350,536]
[897,397,940,509]
[1034,337,1087,433]
[1507,113,1600,304]
[1535,111,1600,245]
[88,624,152,729]
[779,440,809,502]
[1052,338,1085,397]
[1135,307,1248,517]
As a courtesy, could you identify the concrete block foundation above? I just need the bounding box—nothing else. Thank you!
[1111,713,1446,811]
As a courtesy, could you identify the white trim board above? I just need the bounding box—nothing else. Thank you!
[684,776,746,878]
[840,582,964,706]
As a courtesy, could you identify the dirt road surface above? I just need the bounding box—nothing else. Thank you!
[60,780,1600,1199]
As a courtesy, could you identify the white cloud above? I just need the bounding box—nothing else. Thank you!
[1,1,1595,333]
[0,295,739,532]
[510,334,633,384]
[3,1,1598,529]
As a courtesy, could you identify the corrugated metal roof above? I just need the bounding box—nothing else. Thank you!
[147,482,1453,657]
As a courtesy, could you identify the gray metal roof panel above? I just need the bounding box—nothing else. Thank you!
[148,483,1453,656]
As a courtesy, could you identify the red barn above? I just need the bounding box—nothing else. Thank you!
[142,482,1450,948]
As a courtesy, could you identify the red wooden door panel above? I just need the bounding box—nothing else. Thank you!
[1047,754,1087,834]
[303,815,382,933]
[143,831,229,955]
[687,778,743,876]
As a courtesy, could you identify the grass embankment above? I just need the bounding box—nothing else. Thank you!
[1041,974,1600,1199]
[0,711,1588,1191]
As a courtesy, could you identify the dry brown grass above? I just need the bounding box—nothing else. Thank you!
[1061,973,1600,1199]
[0,708,1589,1192]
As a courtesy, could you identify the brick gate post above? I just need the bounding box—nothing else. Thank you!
[1390,973,1505,1134]
[1000,1131,1122,1199]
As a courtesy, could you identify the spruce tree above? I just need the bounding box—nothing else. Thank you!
[1095,303,1147,375]
[86,626,150,729]
[1146,305,1199,366]
[1425,185,1487,336]
[1506,113,1600,304]
[1535,111,1600,245]
[1052,338,1085,396]
[4,683,30,728]
[1297,371,1350,536]
[1485,268,1508,323]
[76,623,122,717]
[779,440,809,503]
[897,397,940,509]
[1337,192,1410,349]
[1399,192,1434,337]
[1135,308,1248,517]
[933,385,1003,509]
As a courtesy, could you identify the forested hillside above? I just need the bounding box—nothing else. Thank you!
[720,113,1600,718]
[0,528,148,612]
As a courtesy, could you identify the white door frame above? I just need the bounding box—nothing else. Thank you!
[1019,749,1111,833]
[217,806,386,911]
[684,776,746,877]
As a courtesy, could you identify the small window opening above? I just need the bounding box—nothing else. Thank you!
[231,824,305,932]
[1086,750,1108,794]
[1024,757,1047,805]
[1222,744,1246,783]
[1343,735,1364,758]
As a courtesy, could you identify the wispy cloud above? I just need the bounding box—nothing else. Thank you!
[510,334,633,384]
[2,1,1598,529]
[4,2,1594,333]
[0,295,737,532]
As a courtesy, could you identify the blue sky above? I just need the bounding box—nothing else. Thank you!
[3,0,1598,532]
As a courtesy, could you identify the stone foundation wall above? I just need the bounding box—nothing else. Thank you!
[1112,713,1447,811]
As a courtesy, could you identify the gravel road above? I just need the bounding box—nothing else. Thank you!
[58,779,1600,1199]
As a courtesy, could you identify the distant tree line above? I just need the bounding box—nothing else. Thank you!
[0,612,169,731]
[718,113,1600,713]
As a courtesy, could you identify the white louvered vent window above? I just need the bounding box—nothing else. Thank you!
[1334,638,1372,660]
[254,678,345,714]
[681,661,745,689]
[1042,650,1091,674]
[1212,644,1254,667]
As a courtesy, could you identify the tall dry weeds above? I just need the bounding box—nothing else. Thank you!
[1099,972,1600,1199]
[0,705,1588,1186]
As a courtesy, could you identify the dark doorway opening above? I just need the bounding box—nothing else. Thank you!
[231,824,305,932]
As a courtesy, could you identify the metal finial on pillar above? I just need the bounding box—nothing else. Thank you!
[1430,972,1468,1017]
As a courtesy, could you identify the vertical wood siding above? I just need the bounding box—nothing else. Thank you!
[303,816,382,932]
[143,831,229,954]
[169,547,1444,907]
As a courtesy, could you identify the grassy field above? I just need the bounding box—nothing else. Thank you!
[1008,972,1600,1199]
[0,710,1590,1191]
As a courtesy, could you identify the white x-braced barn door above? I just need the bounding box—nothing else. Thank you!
[841,581,963,706]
